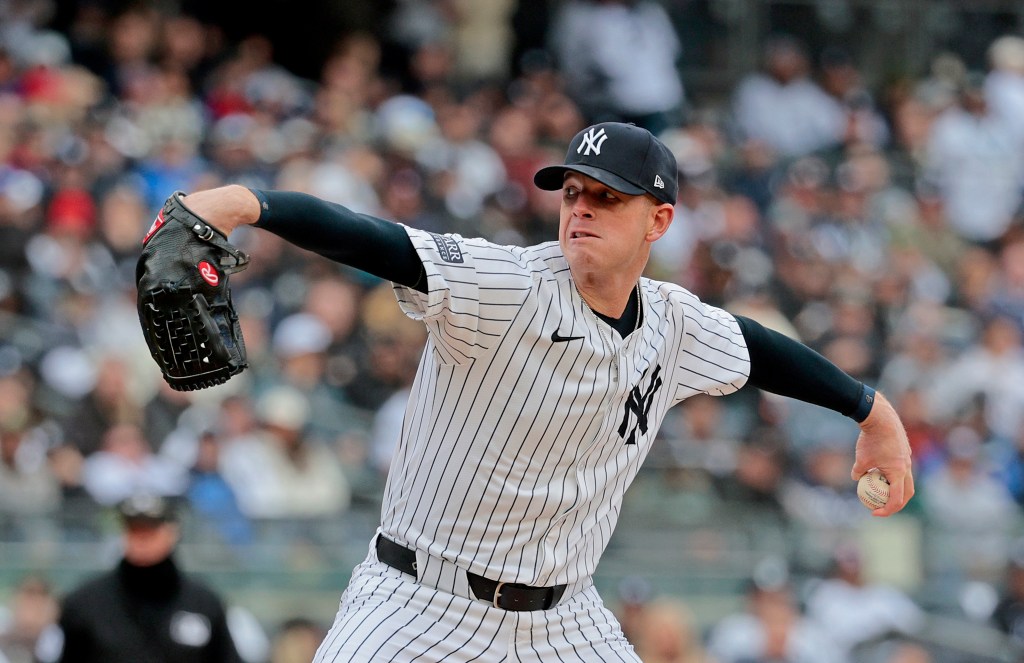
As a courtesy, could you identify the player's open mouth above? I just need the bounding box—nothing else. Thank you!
[570,231,596,239]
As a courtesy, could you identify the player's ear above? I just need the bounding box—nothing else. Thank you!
[645,202,674,243]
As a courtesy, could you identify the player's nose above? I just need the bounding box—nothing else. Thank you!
[569,195,595,219]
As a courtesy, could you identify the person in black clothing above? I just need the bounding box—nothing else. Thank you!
[54,494,241,663]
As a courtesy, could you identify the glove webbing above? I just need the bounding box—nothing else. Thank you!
[143,285,241,391]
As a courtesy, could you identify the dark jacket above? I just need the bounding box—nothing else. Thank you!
[57,556,241,663]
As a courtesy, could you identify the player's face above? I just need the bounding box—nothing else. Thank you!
[122,520,180,566]
[558,173,673,276]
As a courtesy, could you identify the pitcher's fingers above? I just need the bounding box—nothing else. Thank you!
[902,469,916,505]
[875,471,911,517]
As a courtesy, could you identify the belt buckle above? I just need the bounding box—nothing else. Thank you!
[492,581,507,609]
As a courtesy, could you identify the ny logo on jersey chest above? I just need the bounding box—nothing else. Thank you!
[618,363,663,445]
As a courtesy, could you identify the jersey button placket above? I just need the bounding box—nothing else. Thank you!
[590,311,618,383]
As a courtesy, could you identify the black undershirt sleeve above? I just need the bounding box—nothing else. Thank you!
[246,191,870,419]
[735,314,868,420]
[249,189,428,293]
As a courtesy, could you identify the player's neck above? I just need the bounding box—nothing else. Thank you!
[592,285,641,337]
[569,248,649,317]
[574,276,638,319]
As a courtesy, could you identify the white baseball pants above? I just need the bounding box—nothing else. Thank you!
[313,537,641,662]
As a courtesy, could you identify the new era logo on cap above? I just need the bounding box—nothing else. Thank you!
[534,122,678,205]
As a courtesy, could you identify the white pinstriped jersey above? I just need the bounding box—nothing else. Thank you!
[383,227,751,588]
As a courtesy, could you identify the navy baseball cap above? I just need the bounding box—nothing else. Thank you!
[118,494,177,524]
[534,122,678,205]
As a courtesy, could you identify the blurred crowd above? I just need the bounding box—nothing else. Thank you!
[4,0,1024,661]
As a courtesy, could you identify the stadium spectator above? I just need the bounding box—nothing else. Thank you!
[653,393,740,496]
[631,596,717,663]
[0,419,60,522]
[779,434,864,533]
[141,379,194,455]
[352,281,427,410]
[924,314,1024,441]
[732,35,845,159]
[486,105,552,227]
[648,128,726,285]
[717,429,790,525]
[804,543,926,657]
[816,46,890,149]
[614,575,653,647]
[448,0,516,84]
[266,311,362,444]
[364,285,427,477]
[219,385,350,520]
[186,429,254,549]
[984,35,1024,142]
[707,559,846,663]
[300,273,366,390]
[414,96,507,222]
[0,575,59,663]
[0,372,60,527]
[984,238,1024,335]
[268,617,327,663]
[80,422,187,506]
[95,6,161,98]
[920,424,1019,583]
[880,641,935,663]
[876,303,955,402]
[549,0,684,134]
[949,250,1000,323]
[923,71,1024,245]
[882,183,966,306]
[61,354,143,457]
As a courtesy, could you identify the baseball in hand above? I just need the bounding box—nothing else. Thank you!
[857,469,890,510]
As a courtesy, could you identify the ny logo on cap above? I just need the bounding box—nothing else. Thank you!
[577,127,608,156]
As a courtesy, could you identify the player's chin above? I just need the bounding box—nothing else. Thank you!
[562,237,601,261]
[564,248,602,273]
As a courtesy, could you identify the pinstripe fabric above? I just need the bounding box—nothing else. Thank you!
[314,539,641,662]
[386,230,749,585]
[320,228,750,660]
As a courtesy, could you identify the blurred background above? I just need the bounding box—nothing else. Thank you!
[3,0,1024,661]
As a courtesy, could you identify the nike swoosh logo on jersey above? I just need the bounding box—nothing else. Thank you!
[551,330,585,342]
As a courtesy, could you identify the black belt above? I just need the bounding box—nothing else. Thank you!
[375,535,567,611]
